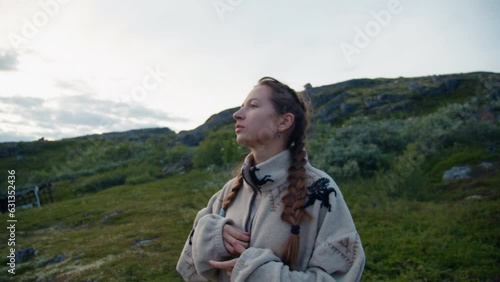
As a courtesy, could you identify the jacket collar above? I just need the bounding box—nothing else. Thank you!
[241,150,291,192]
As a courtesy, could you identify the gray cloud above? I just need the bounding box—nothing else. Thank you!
[55,79,97,94]
[0,50,19,71]
[0,95,186,142]
[53,110,118,126]
[0,96,44,107]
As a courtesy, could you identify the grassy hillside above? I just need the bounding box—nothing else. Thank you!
[1,72,499,281]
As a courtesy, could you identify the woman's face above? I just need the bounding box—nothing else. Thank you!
[233,85,280,147]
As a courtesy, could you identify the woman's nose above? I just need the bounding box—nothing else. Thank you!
[233,108,243,121]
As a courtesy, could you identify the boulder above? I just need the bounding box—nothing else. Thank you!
[406,81,425,94]
[16,247,36,264]
[131,238,157,247]
[315,93,347,122]
[101,211,122,223]
[443,78,461,91]
[363,99,380,109]
[487,88,500,100]
[386,101,414,113]
[162,158,192,174]
[377,93,405,102]
[479,162,493,169]
[340,103,358,115]
[442,166,471,180]
[310,91,346,108]
[42,254,65,266]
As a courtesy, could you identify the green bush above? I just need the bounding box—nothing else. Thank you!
[79,170,127,193]
[311,97,500,182]
[164,144,194,166]
[327,159,361,180]
[309,118,411,178]
[375,143,433,200]
[125,172,156,185]
[192,128,246,169]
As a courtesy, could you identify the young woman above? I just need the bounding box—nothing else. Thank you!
[177,77,365,281]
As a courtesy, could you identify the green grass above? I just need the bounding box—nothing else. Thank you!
[340,178,499,282]
[1,166,498,281]
[1,169,227,281]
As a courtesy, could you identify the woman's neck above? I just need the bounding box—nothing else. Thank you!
[250,143,287,165]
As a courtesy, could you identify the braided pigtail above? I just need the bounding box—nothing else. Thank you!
[221,155,254,216]
[258,76,311,269]
[280,138,309,267]
[220,172,243,217]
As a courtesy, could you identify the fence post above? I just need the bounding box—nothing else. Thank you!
[47,183,54,203]
[34,186,41,208]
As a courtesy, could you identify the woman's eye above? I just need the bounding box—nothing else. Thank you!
[250,104,257,108]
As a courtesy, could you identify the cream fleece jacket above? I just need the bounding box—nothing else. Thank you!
[176,150,365,281]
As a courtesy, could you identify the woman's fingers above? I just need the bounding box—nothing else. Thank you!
[223,241,234,254]
[209,258,238,272]
[223,224,250,254]
[223,224,250,242]
[232,241,246,254]
[239,241,249,249]
[223,231,249,247]
[210,244,242,277]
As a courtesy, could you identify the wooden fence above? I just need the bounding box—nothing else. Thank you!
[0,183,55,213]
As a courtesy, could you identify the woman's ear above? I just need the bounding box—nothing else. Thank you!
[279,113,295,132]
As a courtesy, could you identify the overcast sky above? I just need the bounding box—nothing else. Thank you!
[0,0,499,142]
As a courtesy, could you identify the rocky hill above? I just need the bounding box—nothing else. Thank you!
[0,127,176,158]
[174,71,499,146]
[2,72,496,152]
[176,107,238,146]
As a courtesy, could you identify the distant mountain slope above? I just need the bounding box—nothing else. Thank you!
[1,72,497,149]
[0,127,176,158]
[174,71,499,146]
[65,127,176,143]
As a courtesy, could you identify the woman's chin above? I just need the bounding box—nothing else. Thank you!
[236,135,251,147]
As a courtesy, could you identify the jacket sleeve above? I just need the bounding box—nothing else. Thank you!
[230,186,365,282]
[176,184,235,281]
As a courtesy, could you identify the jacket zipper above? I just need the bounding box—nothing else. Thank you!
[242,169,260,234]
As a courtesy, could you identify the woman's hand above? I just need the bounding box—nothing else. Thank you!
[210,242,246,277]
[209,258,238,277]
[223,224,250,255]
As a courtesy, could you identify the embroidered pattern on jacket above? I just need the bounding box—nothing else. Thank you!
[268,183,287,212]
[179,249,197,280]
[330,235,360,267]
[310,233,361,271]
[249,167,274,187]
[303,177,337,211]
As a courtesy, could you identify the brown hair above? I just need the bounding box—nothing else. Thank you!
[222,76,310,268]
